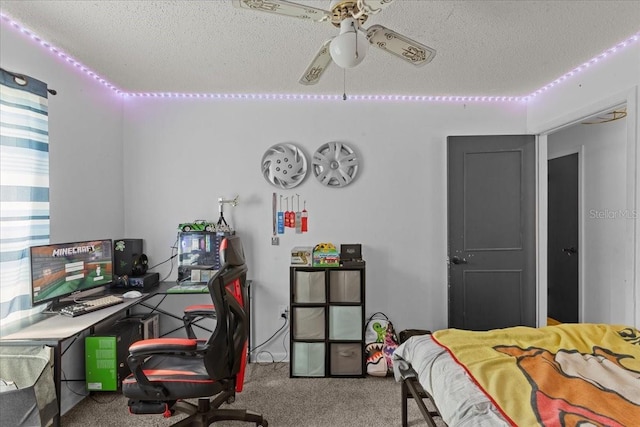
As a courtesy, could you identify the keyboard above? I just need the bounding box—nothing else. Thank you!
[60,295,124,317]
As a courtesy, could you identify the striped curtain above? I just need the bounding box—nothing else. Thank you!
[0,69,50,325]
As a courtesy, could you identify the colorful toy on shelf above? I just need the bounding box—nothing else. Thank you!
[178,195,239,235]
[313,242,340,267]
[178,220,217,232]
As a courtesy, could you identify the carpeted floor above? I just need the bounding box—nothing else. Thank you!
[61,362,439,426]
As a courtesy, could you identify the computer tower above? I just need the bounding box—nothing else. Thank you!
[85,319,142,391]
[113,238,143,277]
[177,232,224,283]
[127,313,160,339]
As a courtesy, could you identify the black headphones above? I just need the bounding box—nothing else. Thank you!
[131,253,148,276]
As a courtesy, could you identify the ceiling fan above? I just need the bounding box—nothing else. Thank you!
[232,0,436,85]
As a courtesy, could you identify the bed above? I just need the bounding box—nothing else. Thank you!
[393,323,640,427]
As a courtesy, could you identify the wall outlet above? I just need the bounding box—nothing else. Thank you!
[278,305,289,320]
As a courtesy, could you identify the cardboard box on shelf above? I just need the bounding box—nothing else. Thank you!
[291,247,313,266]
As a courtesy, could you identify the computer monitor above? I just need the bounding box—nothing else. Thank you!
[30,239,114,307]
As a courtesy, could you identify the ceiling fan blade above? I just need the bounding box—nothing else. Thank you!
[299,39,333,85]
[232,0,331,22]
[366,24,436,67]
[359,0,396,14]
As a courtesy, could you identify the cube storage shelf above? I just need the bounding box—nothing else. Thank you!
[289,265,365,378]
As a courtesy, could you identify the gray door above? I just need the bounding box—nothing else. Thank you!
[548,153,579,323]
[448,135,536,330]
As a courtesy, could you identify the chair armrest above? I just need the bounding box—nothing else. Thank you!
[129,338,198,357]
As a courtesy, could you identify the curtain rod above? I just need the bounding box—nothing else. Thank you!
[0,67,57,95]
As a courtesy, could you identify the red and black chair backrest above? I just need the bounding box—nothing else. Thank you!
[203,235,248,381]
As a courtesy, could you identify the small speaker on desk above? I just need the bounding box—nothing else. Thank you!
[114,238,143,277]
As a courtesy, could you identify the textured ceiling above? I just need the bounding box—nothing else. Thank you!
[1,0,639,97]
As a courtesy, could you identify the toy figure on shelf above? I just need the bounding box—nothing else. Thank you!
[177,195,239,236]
[178,220,217,232]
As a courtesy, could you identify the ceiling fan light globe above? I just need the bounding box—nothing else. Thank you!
[330,30,369,68]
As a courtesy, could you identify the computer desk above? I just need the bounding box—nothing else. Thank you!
[0,295,147,426]
[139,280,253,350]
[0,281,253,426]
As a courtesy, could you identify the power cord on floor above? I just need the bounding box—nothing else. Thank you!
[249,315,288,363]
[271,328,290,368]
[253,329,289,369]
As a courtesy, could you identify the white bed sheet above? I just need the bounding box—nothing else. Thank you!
[393,334,510,427]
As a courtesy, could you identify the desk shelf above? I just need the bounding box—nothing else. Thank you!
[289,266,365,378]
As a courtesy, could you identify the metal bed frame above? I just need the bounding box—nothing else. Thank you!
[401,376,444,427]
[398,329,445,427]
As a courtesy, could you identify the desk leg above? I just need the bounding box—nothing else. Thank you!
[136,301,213,337]
[52,343,62,426]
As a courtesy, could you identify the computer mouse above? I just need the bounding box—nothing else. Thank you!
[122,290,142,298]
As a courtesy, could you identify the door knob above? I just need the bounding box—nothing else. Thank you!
[451,256,467,265]
[562,247,577,255]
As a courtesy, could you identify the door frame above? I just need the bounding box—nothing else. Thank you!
[532,87,638,327]
[547,147,584,323]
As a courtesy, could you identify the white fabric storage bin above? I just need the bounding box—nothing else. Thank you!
[293,307,325,339]
[329,306,362,340]
[329,270,361,302]
[293,271,325,303]
[0,345,57,427]
[292,342,325,377]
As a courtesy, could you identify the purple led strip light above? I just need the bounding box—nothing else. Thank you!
[2,12,638,103]
[527,32,640,100]
[0,12,122,94]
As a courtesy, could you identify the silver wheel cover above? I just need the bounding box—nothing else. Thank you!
[312,142,359,187]
[261,143,308,189]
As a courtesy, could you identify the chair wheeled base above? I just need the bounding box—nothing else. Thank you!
[128,385,267,427]
[171,401,267,427]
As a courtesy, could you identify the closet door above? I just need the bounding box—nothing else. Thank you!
[447,135,536,330]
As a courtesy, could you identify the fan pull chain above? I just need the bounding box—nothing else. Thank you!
[343,68,347,101]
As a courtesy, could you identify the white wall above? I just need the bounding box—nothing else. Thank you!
[122,98,527,359]
[548,118,629,324]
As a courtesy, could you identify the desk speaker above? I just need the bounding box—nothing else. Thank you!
[114,238,143,277]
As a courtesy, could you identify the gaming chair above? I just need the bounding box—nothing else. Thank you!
[122,236,267,426]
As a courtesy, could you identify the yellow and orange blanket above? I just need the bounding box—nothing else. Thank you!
[432,323,640,427]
